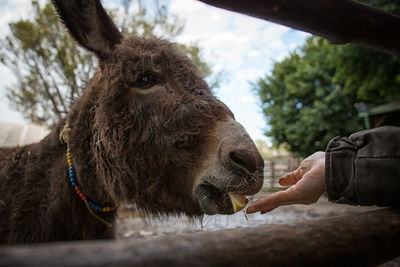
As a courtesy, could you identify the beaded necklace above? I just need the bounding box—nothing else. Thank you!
[60,123,116,227]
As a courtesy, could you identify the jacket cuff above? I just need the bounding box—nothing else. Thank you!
[325,136,358,205]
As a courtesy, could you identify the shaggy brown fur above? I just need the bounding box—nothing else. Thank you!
[0,0,264,244]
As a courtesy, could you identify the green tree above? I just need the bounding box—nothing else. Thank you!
[256,38,362,156]
[0,0,219,125]
[255,139,290,159]
[331,0,400,102]
[256,0,400,157]
[0,1,95,124]
[255,0,400,157]
[332,43,400,103]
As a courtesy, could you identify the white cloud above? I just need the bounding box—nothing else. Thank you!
[241,95,256,104]
[289,42,298,50]
[169,0,204,13]
[0,0,31,36]
[168,0,308,142]
[0,0,32,124]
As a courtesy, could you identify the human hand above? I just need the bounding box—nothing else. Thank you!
[246,152,326,214]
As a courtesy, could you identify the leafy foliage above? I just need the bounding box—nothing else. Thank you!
[256,38,362,156]
[0,0,219,125]
[332,44,400,103]
[0,1,95,124]
[256,0,400,156]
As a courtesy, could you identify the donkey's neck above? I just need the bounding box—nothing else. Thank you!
[54,126,117,239]
[65,90,116,208]
[2,122,117,242]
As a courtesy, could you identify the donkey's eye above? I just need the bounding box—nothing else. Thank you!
[135,72,163,89]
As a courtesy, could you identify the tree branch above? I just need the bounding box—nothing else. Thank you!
[31,55,63,121]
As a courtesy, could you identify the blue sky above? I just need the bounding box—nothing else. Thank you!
[0,0,309,143]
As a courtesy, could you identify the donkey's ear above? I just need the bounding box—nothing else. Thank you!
[52,0,122,57]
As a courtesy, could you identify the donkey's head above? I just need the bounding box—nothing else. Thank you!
[54,0,264,216]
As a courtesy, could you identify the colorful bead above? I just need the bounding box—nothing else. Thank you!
[67,151,116,212]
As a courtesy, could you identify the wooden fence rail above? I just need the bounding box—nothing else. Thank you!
[1,208,399,266]
[197,0,400,55]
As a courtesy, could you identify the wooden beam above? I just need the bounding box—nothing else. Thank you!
[0,208,399,266]
[197,0,400,55]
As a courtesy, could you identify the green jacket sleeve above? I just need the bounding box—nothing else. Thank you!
[325,126,400,206]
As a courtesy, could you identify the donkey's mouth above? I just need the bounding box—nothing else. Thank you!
[194,182,248,215]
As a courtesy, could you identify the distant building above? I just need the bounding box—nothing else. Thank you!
[0,123,50,148]
[356,102,400,129]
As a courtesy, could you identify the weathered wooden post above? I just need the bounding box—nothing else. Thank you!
[0,208,399,266]
[271,160,276,188]
[197,0,400,55]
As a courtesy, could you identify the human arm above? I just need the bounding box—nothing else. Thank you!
[247,126,400,214]
[325,125,400,206]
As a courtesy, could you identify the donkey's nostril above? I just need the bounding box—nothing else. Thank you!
[229,150,258,174]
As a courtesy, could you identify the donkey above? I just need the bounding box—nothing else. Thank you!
[0,0,264,244]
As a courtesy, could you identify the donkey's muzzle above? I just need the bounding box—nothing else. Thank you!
[194,119,264,215]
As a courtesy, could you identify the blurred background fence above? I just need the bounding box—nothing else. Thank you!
[263,156,300,190]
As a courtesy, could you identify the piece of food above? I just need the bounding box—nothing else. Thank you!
[228,193,249,212]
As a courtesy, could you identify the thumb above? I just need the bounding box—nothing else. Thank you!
[279,167,303,186]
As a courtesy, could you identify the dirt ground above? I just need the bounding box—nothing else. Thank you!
[116,190,380,239]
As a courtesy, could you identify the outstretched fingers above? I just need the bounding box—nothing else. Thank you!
[246,189,300,214]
